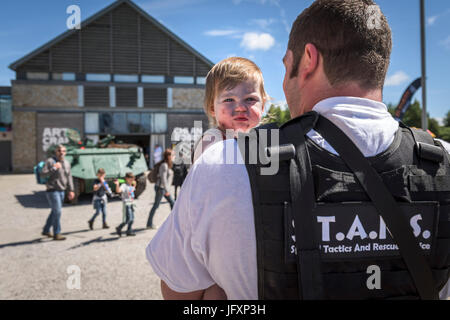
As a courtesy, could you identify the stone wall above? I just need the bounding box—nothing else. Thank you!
[172,88,205,110]
[12,84,78,108]
[12,111,36,172]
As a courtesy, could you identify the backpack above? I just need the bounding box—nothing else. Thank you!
[147,160,163,183]
[34,161,48,185]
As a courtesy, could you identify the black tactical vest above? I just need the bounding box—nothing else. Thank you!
[239,112,450,300]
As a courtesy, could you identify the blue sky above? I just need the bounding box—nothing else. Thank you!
[0,0,449,121]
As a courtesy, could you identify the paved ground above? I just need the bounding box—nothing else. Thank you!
[0,173,173,300]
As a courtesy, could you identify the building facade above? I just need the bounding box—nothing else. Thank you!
[9,0,212,172]
[0,86,12,172]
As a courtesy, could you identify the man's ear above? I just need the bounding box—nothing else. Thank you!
[299,43,319,83]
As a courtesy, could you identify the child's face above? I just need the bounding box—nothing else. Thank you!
[212,80,264,133]
[97,173,105,180]
[125,177,134,185]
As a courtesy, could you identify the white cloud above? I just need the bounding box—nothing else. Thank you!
[384,71,410,87]
[272,100,288,108]
[250,18,276,30]
[140,0,205,11]
[240,32,275,51]
[440,36,450,50]
[427,15,438,26]
[232,0,275,4]
[231,0,289,33]
[427,9,450,26]
[204,29,241,37]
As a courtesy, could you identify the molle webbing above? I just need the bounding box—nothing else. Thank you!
[241,112,450,300]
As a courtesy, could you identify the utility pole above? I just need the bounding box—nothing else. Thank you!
[420,0,428,130]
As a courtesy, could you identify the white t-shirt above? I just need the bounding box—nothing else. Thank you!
[192,128,224,163]
[146,96,448,299]
[119,183,135,204]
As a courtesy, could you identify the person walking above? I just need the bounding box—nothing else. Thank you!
[40,144,75,241]
[88,168,113,230]
[147,149,175,229]
[115,172,137,237]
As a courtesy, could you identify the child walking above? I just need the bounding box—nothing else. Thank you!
[115,172,137,237]
[88,168,112,230]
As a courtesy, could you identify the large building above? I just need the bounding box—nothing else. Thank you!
[9,0,213,172]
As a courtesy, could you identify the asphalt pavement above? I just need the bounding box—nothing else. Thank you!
[0,173,173,299]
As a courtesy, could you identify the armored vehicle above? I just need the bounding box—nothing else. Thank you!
[47,131,148,203]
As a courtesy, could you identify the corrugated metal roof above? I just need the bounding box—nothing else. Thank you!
[9,0,214,71]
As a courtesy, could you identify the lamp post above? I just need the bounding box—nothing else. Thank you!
[420,0,428,130]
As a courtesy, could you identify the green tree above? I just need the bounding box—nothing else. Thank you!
[439,127,450,142]
[387,99,448,139]
[262,104,291,126]
[444,110,450,127]
[401,100,422,128]
[428,118,441,138]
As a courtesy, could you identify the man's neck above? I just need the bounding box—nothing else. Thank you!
[301,83,383,115]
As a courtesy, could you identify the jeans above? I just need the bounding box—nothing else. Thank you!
[43,190,65,235]
[117,204,134,234]
[90,199,107,224]
[147,186,174,227]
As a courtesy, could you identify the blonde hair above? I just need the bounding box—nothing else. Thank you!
[204,57,269,127]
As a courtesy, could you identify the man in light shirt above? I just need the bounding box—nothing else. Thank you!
[147,0,449,300]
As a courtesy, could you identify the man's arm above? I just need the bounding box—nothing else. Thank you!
[41,158,57,178]
[161,280,204,300]
[161,281,227,300]
[66,162,75,192]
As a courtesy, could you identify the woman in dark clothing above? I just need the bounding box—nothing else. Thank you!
[146,149,175,229]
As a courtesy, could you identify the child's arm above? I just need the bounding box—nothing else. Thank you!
[93,182,101,191]
[114,180,121,194]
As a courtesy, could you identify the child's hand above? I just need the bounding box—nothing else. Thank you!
[113,179,119,186]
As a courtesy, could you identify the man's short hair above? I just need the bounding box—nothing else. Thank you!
[204,57,269,127]
[288,0,392,89]
[97,168,105,175]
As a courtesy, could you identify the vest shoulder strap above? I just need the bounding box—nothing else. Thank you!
[400,122,445,163]
[314,115,439,300]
